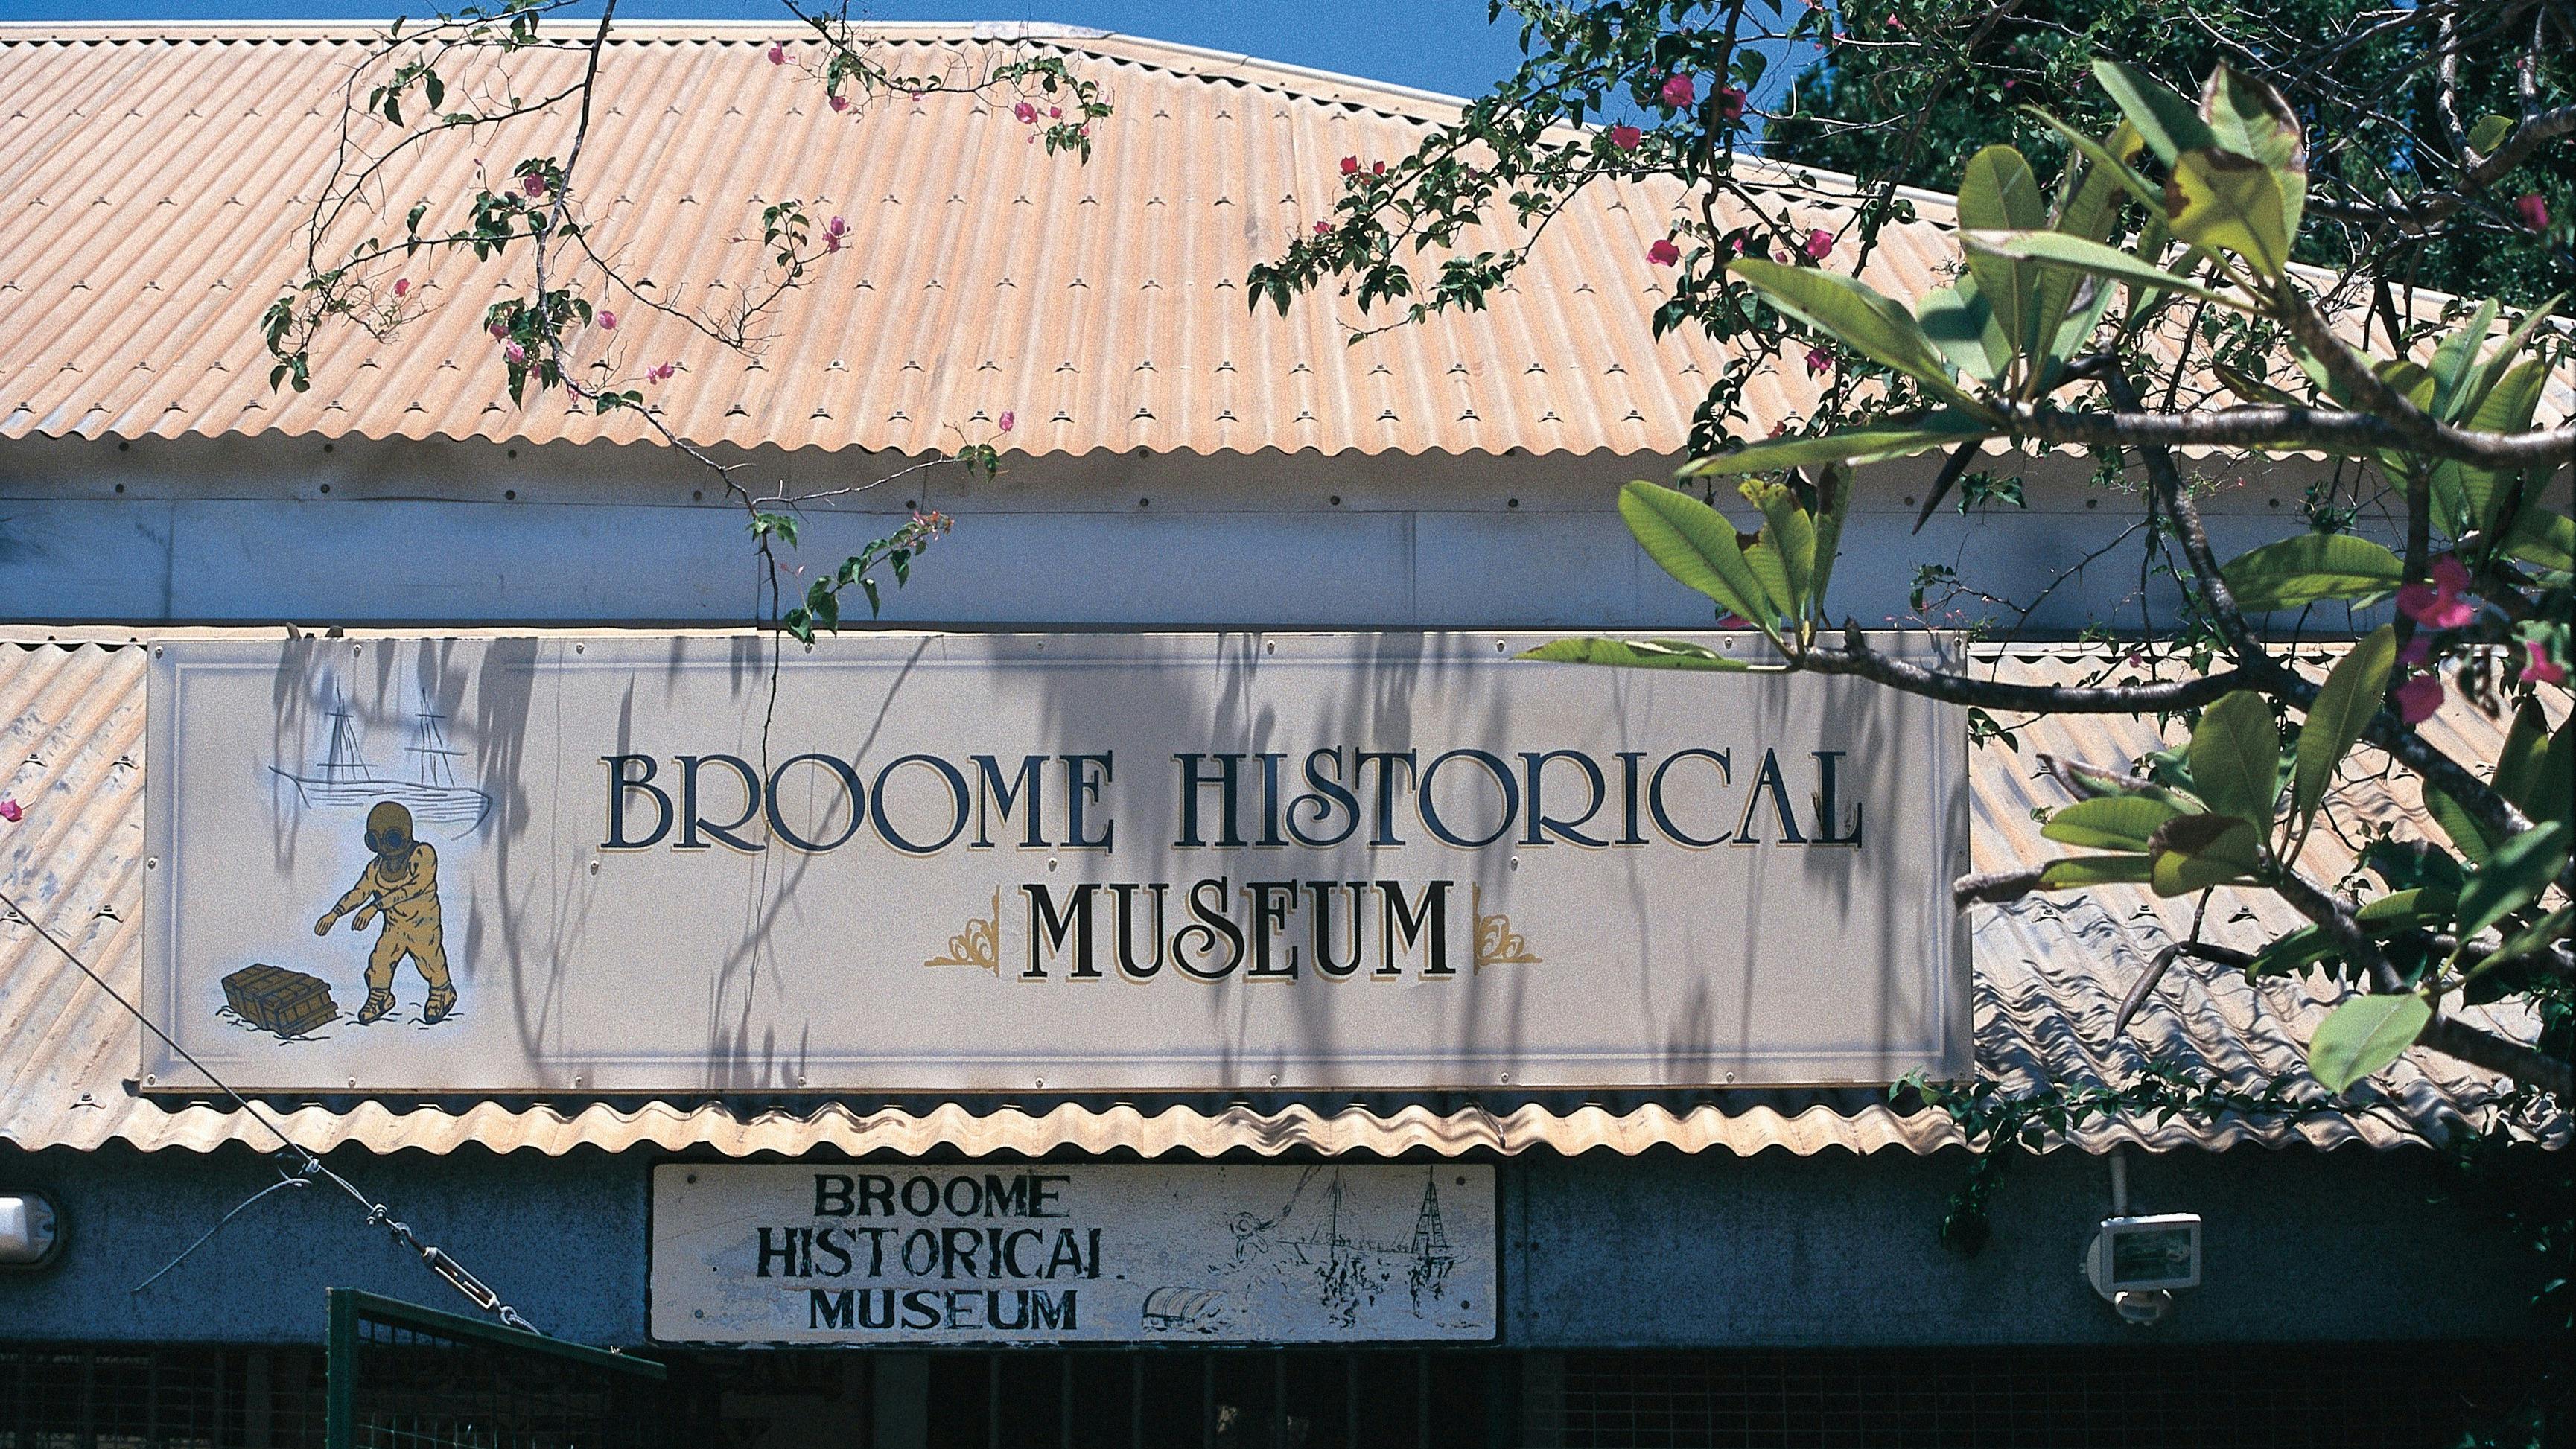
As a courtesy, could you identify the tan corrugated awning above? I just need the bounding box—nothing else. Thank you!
[0,631,2545,1159]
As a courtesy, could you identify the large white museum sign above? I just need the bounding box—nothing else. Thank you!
[142,633,1969,1092]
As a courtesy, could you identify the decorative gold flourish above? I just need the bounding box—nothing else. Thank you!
[925,888,1002,972]
[1472,885,1542,971]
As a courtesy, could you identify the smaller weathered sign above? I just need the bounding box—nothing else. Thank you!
[649,1164,1497,1345]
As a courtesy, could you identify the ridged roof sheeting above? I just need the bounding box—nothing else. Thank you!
[0,24,1955,458]
[0,635,2549,1159]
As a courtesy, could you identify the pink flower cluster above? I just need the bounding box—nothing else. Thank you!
[646,362,677,383]
[0,797,21,824]
[997,410,1015,433]
[824,215,848,253]
[1608,124,1643,151]
[1647,237,1681,267]
[2397,554,2475,631]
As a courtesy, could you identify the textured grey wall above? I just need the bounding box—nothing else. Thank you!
[0,1142,2539,1348]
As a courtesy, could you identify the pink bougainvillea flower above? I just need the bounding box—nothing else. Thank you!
[597,310,616,331]
[2514,193,2551,232]
[823,215,848,253]
[1647,238,1682,267]
[0,798,20,824]
[1659,74,1695,108]
[489,322,509,340]
[2397,634,2432,667]
[997,410,1016,433]
[767,45,786,65]
[1049,106,1062,118]
[1371,161,1387,176]
[521,172,547,198]
[1313,220,1331,235]
[1804,346,1831,376]
[2522,641,2568,687]
[503,340,526,364]
[1340,156,1361,175]
[2391,672,2444,724]
[827,93,850,112]
[390,278,410,298]
[1014,101,1037,124]
[2398,554,2476,630]
[647,362,676,383]
[1607,124,1644,150]
[1803,228,1834,261]
[1717,86,1746,121]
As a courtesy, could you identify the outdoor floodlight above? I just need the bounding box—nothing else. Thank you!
[0,1191,61,1269]
[2084,1211,2200,1324]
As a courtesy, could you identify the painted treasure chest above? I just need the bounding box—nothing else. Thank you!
[220,964,338,1038]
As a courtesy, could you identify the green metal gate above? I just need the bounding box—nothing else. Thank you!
[324,1289,668,1449]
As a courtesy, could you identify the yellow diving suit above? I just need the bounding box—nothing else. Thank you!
[315,800,456,1025]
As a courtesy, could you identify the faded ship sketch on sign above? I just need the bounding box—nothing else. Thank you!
[271,695,491,833]
[1179,1167,1461,1336]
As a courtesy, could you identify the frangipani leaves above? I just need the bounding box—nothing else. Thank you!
[2041,795,2180,852]
[1728,259,1973,405]
[2188,691,2281,831]
[2148,812,2265,895]
[1680,414,1990,477]
[1518,637,1756,670]
[2292,625,2394,831]
[2308,993,2431,1093]
[1617,481,1778,635]
[2219,534,2405,612]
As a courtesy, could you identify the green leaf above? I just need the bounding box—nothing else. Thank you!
[2308,993,2431,1092]
[2248,924,2338,978]
[2467,114,2514,155]
[1517,637,1755,670]
[2218,533,2404,612]
[1728,259,1971,403]
[2292,625,2396,829]
[2025,110,2163,210]
[2454,821,2571,945]
[2035,856,2157,889]
[2355,887,2457,933]
[2426,297,2500,423]
[1959,145,2047,232]
[2423,785,2496,867]
[2188,692,2280,830]
[1961,231,2236,308]
[1618,482,1778,637]
[1959,146,2047,360]
[1742,537,1793,626]
[2196,66,2306,241]
[2040,795,2180,852]
[2492,701,2552,812]
[2092,60,2217,165]
[1679,414,1989,477]
[2148,812,2265,896]
[2166,147,2293,278]
[1807,464,1851,610]
[1917,281,2008,388]
[1746,480,1816,620]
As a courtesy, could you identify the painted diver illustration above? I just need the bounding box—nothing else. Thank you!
[314,800,456,1025]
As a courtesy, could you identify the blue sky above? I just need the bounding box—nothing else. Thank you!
[0,1,1551,102]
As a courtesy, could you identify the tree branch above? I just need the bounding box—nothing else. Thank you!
[2001,403,2576,471]
[1803,636,2254,713]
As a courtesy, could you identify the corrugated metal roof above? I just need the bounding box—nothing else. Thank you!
[0,23,1965,459]
[0,634,2548,1159]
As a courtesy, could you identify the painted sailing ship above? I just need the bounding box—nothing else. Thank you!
[272,697,491,831]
